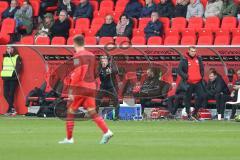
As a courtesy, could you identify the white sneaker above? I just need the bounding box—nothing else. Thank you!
[58,138,74,144]
[100,130,114,144]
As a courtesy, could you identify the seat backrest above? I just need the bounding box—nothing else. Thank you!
[197,35,213,45]
[115,37,130,45]
[188,17,203,31]
[67,37,74,45]
[85,36,97,45]
[1,18,16,34]
[75,18,90,29]
[0,1,8,13]
[91,18,105,29]
[138,18,151,29]
[205,16,220,31]
[171,17,187,31]
[214,35,230,45]
[131,36,146,45]
[99,37,114,45]
[51,37,66,45]
[147,36,163,45]
[35,36,50,45]
[221,16,237,30]
[89,0,99,11]
[20,36,34,45]
[99,0,114,12]
[30,0,40,17]
[164,36,179,45]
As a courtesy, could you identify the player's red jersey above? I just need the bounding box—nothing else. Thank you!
[68,50,97,110]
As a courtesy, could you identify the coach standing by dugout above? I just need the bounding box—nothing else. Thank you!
[1,46,22,116]
[178,46,205,120]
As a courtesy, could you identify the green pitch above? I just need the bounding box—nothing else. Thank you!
[0,116,240,160]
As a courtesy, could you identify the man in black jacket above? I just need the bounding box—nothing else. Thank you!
[1,0,19,20]
[57,0,75,17]
[96,56,119,120]
[73,0,93,20]
[204,69,230,119]
[156,0,174,18]
[139,68,170,114]
[96,15,117,39]
[178,46,205,120]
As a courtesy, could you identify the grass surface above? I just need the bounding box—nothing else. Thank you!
[0,116,240,160]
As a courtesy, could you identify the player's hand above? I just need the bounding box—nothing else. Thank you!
[68,94,74,101]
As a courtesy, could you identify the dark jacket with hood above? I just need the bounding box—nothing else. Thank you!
[73,2,93,19]
[2,6,19,19]
[157,0,174,18]
[96,22,117,37]
[173,3,188,17]
[124,0,142,18]
[140,3,157,17]
[206,74,230,96]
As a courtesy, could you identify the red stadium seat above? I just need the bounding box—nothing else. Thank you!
[20,36,34,45]
[164,36,179,45]
[112,11,123,22]
[188,17,203,31]
[51,37,66,45]
[214,35,230,45]
[67,36,74,45]
[138,18,151,30]
[231,28,240,37]
[181,35,196,45]
[75,18,90,31]
[231,36,240,45]
[131,36,146,45]
[89,0,99,11]
[171,17,187,32]
[0,18,16,34]
[35,36,50,45]
[99,37,114,45]
[30,0,40,17]
[198,28,212,36]
[133,29,144,37]
[115,37,130,45]
[84,28,98,37]
[201,0,208,8]
[159,17,170,31]
[221,16,237,31]
[197,35,213,45]
[0,34,10,45]
[69,29,83,37]
[91,18,105,30]
[181,28,196,37]
[99,0,114,12]
[132,18,138,28]
[46,6,57,12]
[0,1,8,14]
[215,29,230,37]
[205,16,220,32]
[165,28,179,37]
[147,36,163,45]
[115,0,129,12]
[85,36,97,45]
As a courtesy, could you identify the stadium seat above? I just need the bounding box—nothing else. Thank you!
[91,18,105,30]
[46,6,57,12]
[20,36,34,45]
[69,29,83,37]
[75,18,90,31]
[188,17,203,31]
[99,37,114,45]
[0,1,8,14]
[165,28,179,37]
[99,0,114,12]
[215,29,230,37]
[159,17,170,31]
[181,28,196,37]
[93,10,113,18]
[131,36,146,45]
[112,11,123,23]
[51,37,66,45]
[84,29,98,37]
[68,17,74,28]
[198,28,212,36]
[221,16,237,31]
[67,36,74,45]
[115,37,130,45]
[231,28,240,37]
[231,36,240,45]
[138,18,151,30]
[164,36,179,45]
[205,16,220,32]
[115,0,129,12]
[0,33,10,45]
[89,0,99,11]
[197,35,213,45]
[181,35,196,45]
[85,36,97,45]
[147,36,163,45]
[133,29,145,37]
[171,17,187,32]
[214,35,230,45]
[0,18,16,34]
[35,36,50,45]
[30,0,40,17]
[132,18,138,28]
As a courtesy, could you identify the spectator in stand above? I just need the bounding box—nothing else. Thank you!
[186,0,204,19]
[116,14,133,39]
[204,0,223,18]
[156,0,174,18]
[39,0,58,19]
[1,0,19,20]
[173,0,190,17]
[220,0,238,18]
[203,69,230,120]
[229,69,240,119]
[35,13,54,40]
[140,0,156,18]
[50,10,70,39]
[144,12,163,40]
[57,0,75,17]
[73,0,93,20]
[14,0,33,34]
[96,14,116,39]
[124,0,142,19]
[178,46,205,120]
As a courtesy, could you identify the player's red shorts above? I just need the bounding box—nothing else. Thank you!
[69,96,96,111]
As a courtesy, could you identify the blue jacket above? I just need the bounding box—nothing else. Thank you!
[73,2,93,19]
[140,3,156,18]
[144,20,163,39]
[124,0,142,18]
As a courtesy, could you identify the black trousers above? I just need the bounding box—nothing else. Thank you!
[204,93,231,118]
[3,80,18,111]
[167,93,185,115]
[184,81,205,115]
[96,87,119,118]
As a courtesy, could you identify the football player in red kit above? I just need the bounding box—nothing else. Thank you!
[58,35,113,144]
